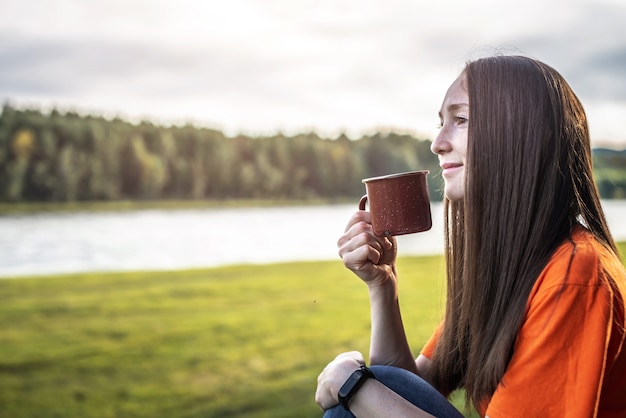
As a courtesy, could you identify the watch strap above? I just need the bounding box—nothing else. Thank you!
[337,365,375,411]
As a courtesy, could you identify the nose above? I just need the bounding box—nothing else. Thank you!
[431,129,452,155]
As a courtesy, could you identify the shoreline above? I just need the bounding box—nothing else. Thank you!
[0,198,360,215]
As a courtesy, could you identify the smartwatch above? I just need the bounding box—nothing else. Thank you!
[337,365,376,411]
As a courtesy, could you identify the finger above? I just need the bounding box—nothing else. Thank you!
[339,231,383,261]
[341,239,383,270]
[344,210,372,233]
[314,383,331,410]
[338,220,385,255]
[334,351,365,362]
[338,220,368,251]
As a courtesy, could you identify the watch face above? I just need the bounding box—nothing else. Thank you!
[338,367,374,410]
[339,370,364,397]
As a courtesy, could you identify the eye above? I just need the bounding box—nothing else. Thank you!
[455,116,468,126]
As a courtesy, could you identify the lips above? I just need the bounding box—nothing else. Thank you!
[441,163,462,170]
[440,162,463,176]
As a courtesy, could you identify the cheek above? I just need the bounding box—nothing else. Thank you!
[458,132,469,159]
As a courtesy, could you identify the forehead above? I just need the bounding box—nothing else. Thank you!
[440,73,469,110]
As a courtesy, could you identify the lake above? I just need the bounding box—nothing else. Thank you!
[2,200,626,278]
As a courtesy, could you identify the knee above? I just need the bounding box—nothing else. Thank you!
[368,365,463,418]
[368,365,429,390]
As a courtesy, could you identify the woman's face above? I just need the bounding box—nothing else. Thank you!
[431,73,469,202]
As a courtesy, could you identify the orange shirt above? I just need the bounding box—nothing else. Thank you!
[421,228,626,417]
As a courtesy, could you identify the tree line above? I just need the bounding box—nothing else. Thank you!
[0,105,443,203]
[0,104,624,204]
[592,148,626,200]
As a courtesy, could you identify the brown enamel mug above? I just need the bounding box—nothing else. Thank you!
[359,170,432,237]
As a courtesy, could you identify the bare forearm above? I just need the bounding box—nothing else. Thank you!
[368,281,418,373]
[349,379,435,418]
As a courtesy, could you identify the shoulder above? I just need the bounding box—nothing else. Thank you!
[534,227,624,292]
[512,229,624,359]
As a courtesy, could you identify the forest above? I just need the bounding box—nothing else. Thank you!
[1,103,625,203]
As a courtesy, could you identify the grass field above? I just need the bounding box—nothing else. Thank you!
[1,243,624,417]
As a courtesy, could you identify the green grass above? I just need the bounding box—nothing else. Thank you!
[1,243,624,417]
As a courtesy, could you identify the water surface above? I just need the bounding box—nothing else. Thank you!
[2,200,625,278]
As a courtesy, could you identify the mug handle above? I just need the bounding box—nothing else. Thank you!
[359,195,368,210]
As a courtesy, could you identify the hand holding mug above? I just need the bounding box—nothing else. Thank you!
[338,170,431,286]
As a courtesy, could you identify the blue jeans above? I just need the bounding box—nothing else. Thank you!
[323,365,464,418]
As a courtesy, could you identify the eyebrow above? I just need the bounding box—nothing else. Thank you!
[446,103,469,111]
[438,103,469,118]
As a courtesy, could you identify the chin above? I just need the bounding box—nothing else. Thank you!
[444,188,464,202]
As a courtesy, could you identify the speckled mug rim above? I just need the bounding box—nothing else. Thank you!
[361,170,429,184]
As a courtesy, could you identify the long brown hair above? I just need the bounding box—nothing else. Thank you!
[429,55,618,407]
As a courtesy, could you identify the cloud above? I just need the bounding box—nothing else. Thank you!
[508,2,626,101]
[0,0,624,145]
[579,46,626,101]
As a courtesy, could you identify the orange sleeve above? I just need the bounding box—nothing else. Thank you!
[420,322,443,359]
[485,241,615,418]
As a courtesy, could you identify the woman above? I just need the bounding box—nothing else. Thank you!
[315,55,626,417]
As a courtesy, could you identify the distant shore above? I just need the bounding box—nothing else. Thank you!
[0,198,358,215]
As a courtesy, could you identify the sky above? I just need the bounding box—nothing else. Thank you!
[0,0,625,148]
